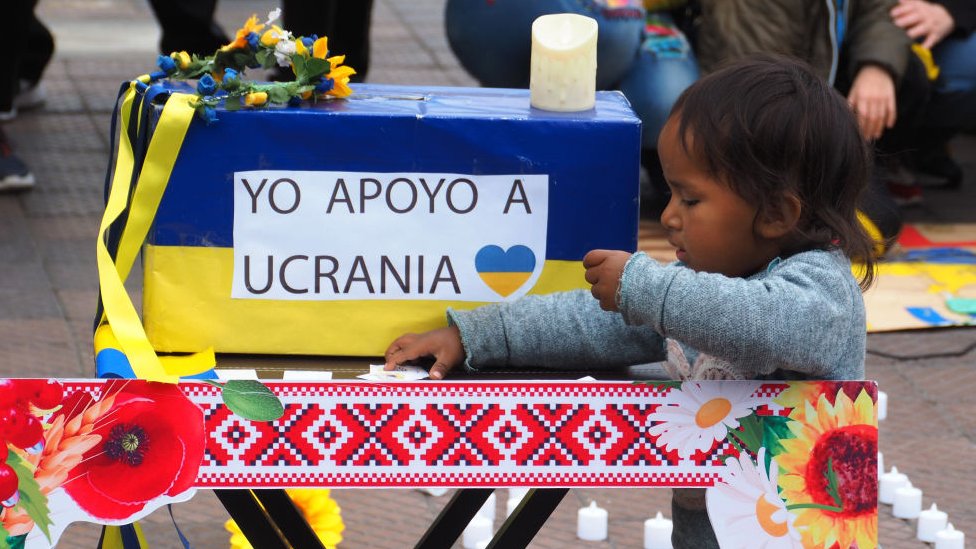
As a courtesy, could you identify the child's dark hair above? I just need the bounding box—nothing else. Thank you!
[670,54,877,288]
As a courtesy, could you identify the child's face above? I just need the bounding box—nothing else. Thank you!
[657,118,781,278]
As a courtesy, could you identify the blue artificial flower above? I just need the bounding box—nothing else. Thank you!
[301,37,314,49]
[314,78,335,94]
[157,54,178,75]
[200,106,219,125]
[197,73,218,96]
[246,32,260,51]
[287,95,303,107]
[223,68,240,90]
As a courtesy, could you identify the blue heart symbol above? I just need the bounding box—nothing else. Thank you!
[475,245,536,297]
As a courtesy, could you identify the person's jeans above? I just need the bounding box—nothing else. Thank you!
[617,13,699,150]
[445,0,646,89]
[926,31,976,130]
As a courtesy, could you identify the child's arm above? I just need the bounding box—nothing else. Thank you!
[448,289,666,373]
[615,250,865,379]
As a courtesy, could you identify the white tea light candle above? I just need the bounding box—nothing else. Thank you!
[935,523,965,549]
[892,482,922,519]
[577,501,608,541]
[918,504,949,542]
[644,511,674,549]
[879,466,908,505]
[877,390,888,421]
[529,13,598,112]
[877,451,884,478]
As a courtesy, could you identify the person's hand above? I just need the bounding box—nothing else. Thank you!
[384,326,464,380]
[583,249,632,311]
[891,0,955,50]
[847,65,897,141]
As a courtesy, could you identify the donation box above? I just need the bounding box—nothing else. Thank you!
[142,84,641,356]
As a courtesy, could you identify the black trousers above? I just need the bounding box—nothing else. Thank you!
[1,0,54,112]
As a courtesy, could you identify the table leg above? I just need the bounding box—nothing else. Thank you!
[415,488,493,549]
[253,489,325,548]
[215,489,290,549]
[487,488,569,548]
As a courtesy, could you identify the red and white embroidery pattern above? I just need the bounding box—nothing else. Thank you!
[188,381,783,488]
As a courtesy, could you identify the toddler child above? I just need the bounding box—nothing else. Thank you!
[384,54,876,549]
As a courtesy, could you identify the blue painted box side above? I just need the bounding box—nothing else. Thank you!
[146,84,641,259]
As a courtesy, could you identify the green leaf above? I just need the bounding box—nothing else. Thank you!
[255,49,272,68]
[267,86,292,104]
[291,55,308,82]
[221,380,285,421]
[733,414,764,454]
[305,57,331,79]
[224,96,242,111]
[7,452,51,541]
[761,415,793,457]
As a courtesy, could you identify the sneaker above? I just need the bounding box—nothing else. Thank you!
[0,142,35,191]
[886,181,923,206]
[14,80,46,111]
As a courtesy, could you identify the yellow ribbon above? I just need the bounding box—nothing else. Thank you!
[96,84,214,382]
[911,43,941,81]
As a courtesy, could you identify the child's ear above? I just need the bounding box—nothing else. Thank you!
[757,193,802,240]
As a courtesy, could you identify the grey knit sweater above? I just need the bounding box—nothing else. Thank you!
[448,249,866,381]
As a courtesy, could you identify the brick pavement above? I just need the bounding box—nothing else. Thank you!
[0,0,971,546]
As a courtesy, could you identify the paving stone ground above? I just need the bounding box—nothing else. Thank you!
[0,0,971,546]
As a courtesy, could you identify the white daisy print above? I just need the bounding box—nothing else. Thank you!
[647,380,761,458]
[706,448,803,549]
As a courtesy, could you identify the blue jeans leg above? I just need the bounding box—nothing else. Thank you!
[617,39,699,150]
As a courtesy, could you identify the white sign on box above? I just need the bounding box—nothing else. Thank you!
[232,170,549,301]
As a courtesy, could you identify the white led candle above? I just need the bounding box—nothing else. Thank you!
[877,390,888,421]
[462,514,493,549]
[892,482,922,519]
[934,523,965,549]
[918,504,948,543]
[877,451,884,478]
[479,492,496,523]
[577,501,608,541]
[879,466,908,505]
[529,13,598,112]
[644,511,673,549]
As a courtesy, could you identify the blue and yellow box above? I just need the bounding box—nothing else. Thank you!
[143,84,640,356]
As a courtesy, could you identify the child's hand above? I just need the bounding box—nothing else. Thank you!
[384,326,464,380]
[583,249,632,311]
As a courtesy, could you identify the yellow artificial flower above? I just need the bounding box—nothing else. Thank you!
[222,14,265,51]
[225,489,344,549]
[296,36,328,59]
[244,92,268,107]
[776,390,878,549]
[170,51,191,70]
[260,25,284,47]
[326,61,356,98]
[313,37,329,59]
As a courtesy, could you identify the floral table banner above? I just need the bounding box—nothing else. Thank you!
[0,378,877,548]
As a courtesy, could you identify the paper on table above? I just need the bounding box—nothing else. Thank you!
[282,370,334,380]
[215,369,259,380]
[357,364,429,381]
